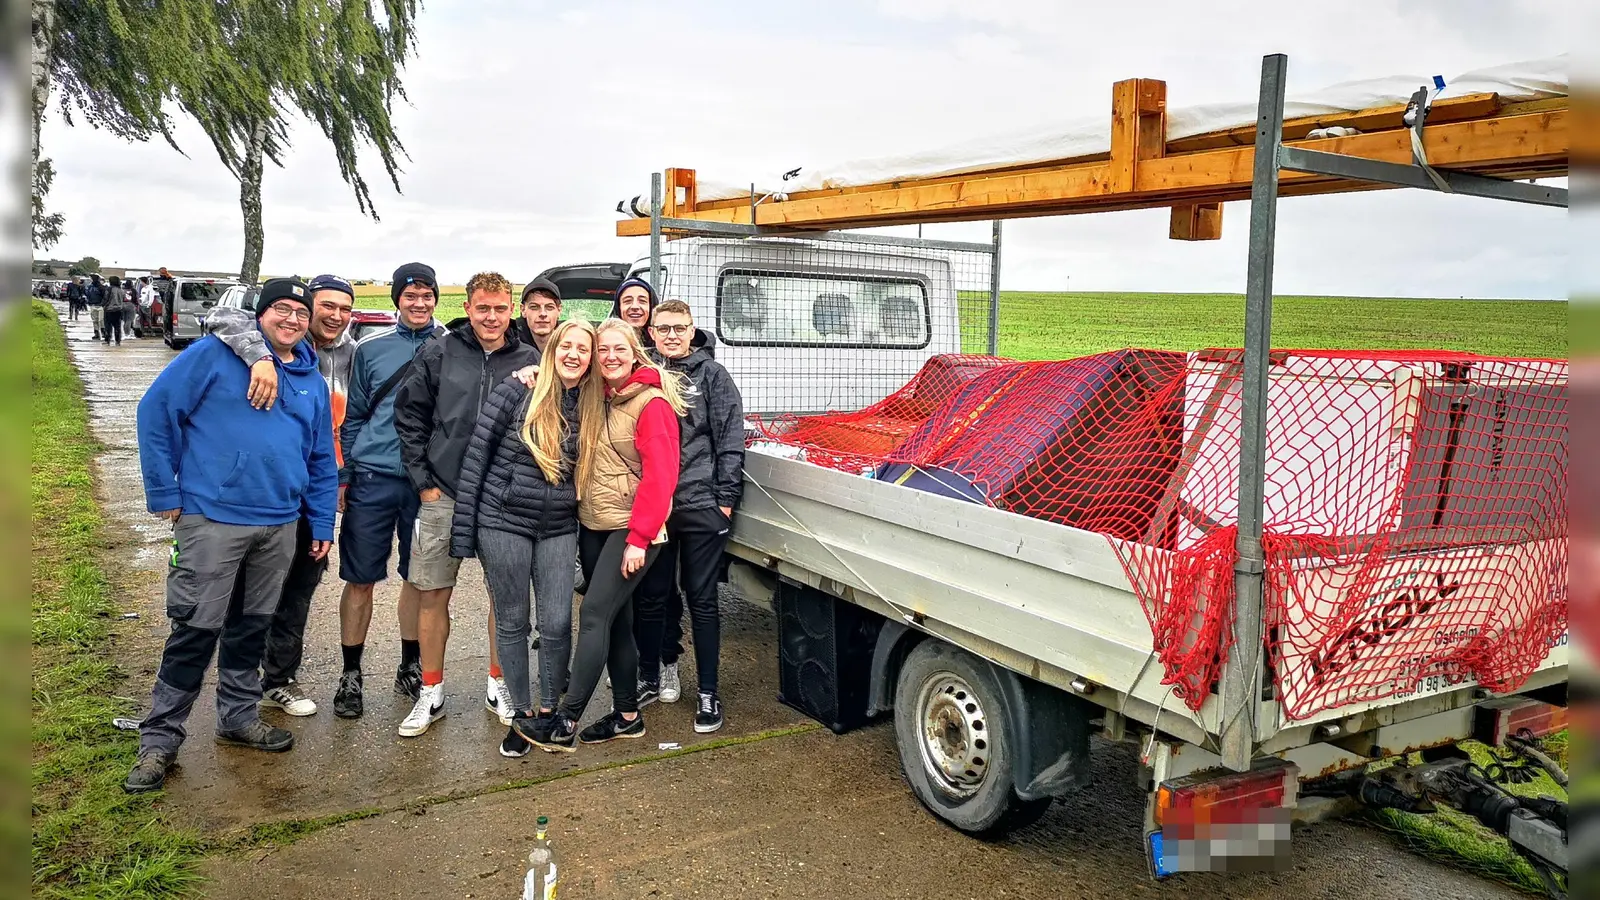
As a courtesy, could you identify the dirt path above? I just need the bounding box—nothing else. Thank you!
[64,307,1519,899]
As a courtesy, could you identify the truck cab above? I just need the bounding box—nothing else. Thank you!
[629,237,962,416]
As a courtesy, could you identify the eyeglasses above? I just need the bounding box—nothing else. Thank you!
[651,324,692,336]
[267,303,310,322]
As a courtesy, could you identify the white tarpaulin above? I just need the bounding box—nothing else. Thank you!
[674,55,1566,205]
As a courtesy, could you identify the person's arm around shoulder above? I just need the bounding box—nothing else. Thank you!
[707,362,745,519]
[136,340,222,519]
[621,396,682,575]
[393,339,444,498]
[205,305,279,410]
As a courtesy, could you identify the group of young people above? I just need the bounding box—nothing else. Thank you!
[125,263,745,793]
[65,271,161,345]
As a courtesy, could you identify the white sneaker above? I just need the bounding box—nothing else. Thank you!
[660,662,682,704]
[486,674,514,726]
[398,684,445,737]
[261,681,318,717]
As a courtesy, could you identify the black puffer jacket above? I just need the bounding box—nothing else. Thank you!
[450,379,580,557]
[393,322,539,498]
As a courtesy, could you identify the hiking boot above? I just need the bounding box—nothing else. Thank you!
[578,710,646,745]
[532,714,578,754]
[659,662,682,703]
[215,721,295,752]
[635,680,660,708]
[511,712,554,746]
[499,725,532,758]
[394,660,422,701]
[333,670,364,719]
[261,680,318,717]
[398,684,445,737]
[694,692,724,734]
[486,674,515,726]
[123,750,175,794]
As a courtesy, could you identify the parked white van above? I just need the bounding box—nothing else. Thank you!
[627,237,968,416]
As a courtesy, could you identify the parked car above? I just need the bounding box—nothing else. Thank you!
[349,309,397,342]
[534,262,628,321]
[160,277,241,349]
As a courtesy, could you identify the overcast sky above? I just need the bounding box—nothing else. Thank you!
[35,0,1570,298]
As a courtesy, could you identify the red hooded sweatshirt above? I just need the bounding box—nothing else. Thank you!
[612,366,681,549]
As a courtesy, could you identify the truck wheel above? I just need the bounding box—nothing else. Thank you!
[893,640,1052,835]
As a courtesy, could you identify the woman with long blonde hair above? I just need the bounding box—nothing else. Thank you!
[450,317,596,758]
[533,318,686,751]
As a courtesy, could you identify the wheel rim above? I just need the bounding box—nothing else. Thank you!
[914,671,991,799]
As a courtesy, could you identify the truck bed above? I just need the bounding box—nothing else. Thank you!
[728,452,1568,756]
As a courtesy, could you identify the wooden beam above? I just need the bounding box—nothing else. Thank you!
[662,168,697,218]
[1110,78,1167,194]
[1170,203,1223,240]
[1166,91,1503,153]
[616,108,1566,236]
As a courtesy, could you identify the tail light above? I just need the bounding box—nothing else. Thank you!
[1148,760,1297,875]
[1474,697,1567,746]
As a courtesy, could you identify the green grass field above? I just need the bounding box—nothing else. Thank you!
[353,285,1565,360]
[30,301,204,899]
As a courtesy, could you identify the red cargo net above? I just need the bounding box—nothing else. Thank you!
[751,350,1568,720]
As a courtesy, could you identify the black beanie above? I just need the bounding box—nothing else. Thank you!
[391,262,438,306]
[521,277,561,304]
[256,278,312,319]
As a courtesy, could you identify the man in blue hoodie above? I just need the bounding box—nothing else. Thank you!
[127,279,338,794]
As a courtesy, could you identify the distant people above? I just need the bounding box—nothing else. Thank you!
[205,274,357,717]
[392,271,537,737]
[531,318,684,753]
[452,317,596,757]
[102,276,127,346]
[65,278,85,321]
[633,300,744,733]
[513,277,563,361]
[87,274,106,340]
[125,279,337,794]
[610,278,658,342]
[139,276,156,317]
[334,263,446,719]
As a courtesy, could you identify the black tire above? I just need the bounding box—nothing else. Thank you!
[893,640,1052,836]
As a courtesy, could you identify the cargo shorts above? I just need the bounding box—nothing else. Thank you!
[408,494,462,590]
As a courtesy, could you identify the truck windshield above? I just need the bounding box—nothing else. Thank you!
[715,269,930,349]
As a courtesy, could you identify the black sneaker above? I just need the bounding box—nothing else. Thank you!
[579,710,646,745]
[693,692,724,734]
[123,750,175,794]
[511,712,553,746]
[215,721,295,752]
[394,660,422,701]
[499,725,531,758]
[531,714,578,754]
[333,669,364,719]
[635,680,660,708]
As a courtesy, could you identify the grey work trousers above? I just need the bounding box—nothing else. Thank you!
[477,527,580,714]
[140,514,296,756]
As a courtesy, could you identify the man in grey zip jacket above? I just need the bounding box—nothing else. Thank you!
[205,274,358,716]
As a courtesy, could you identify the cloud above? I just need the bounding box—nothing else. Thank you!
[35,0,1567,298]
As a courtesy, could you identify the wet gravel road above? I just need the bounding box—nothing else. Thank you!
[61,305,1520,899]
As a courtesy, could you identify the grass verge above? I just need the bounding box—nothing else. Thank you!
[30,301,205,899]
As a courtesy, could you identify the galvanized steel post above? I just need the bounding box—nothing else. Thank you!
[649,171,663,292]
[1221,53,1287,773]
[987,220,1003,356]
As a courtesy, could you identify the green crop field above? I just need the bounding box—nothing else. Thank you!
[353,285,1565,359]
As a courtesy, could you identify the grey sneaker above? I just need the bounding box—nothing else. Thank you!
[215,721,295,752]
[659,662,682,704]
[123,750,175,794]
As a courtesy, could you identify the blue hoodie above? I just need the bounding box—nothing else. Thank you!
[137,334,339,540]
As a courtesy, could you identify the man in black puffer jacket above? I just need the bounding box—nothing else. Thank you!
[633,300,744,734]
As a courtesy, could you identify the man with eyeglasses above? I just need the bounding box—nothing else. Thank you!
[127,278,337,793]
[204,274,359,717]
[631,300,744,734]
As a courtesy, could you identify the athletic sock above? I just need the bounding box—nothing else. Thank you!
[400,639,420,667]
[342,643,364,673]
[421,669,444,687]
[488,663,502,679]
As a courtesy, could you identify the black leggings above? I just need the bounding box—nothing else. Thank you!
[556,527,660,721]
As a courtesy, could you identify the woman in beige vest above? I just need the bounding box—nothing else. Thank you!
[531,318,688,752]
